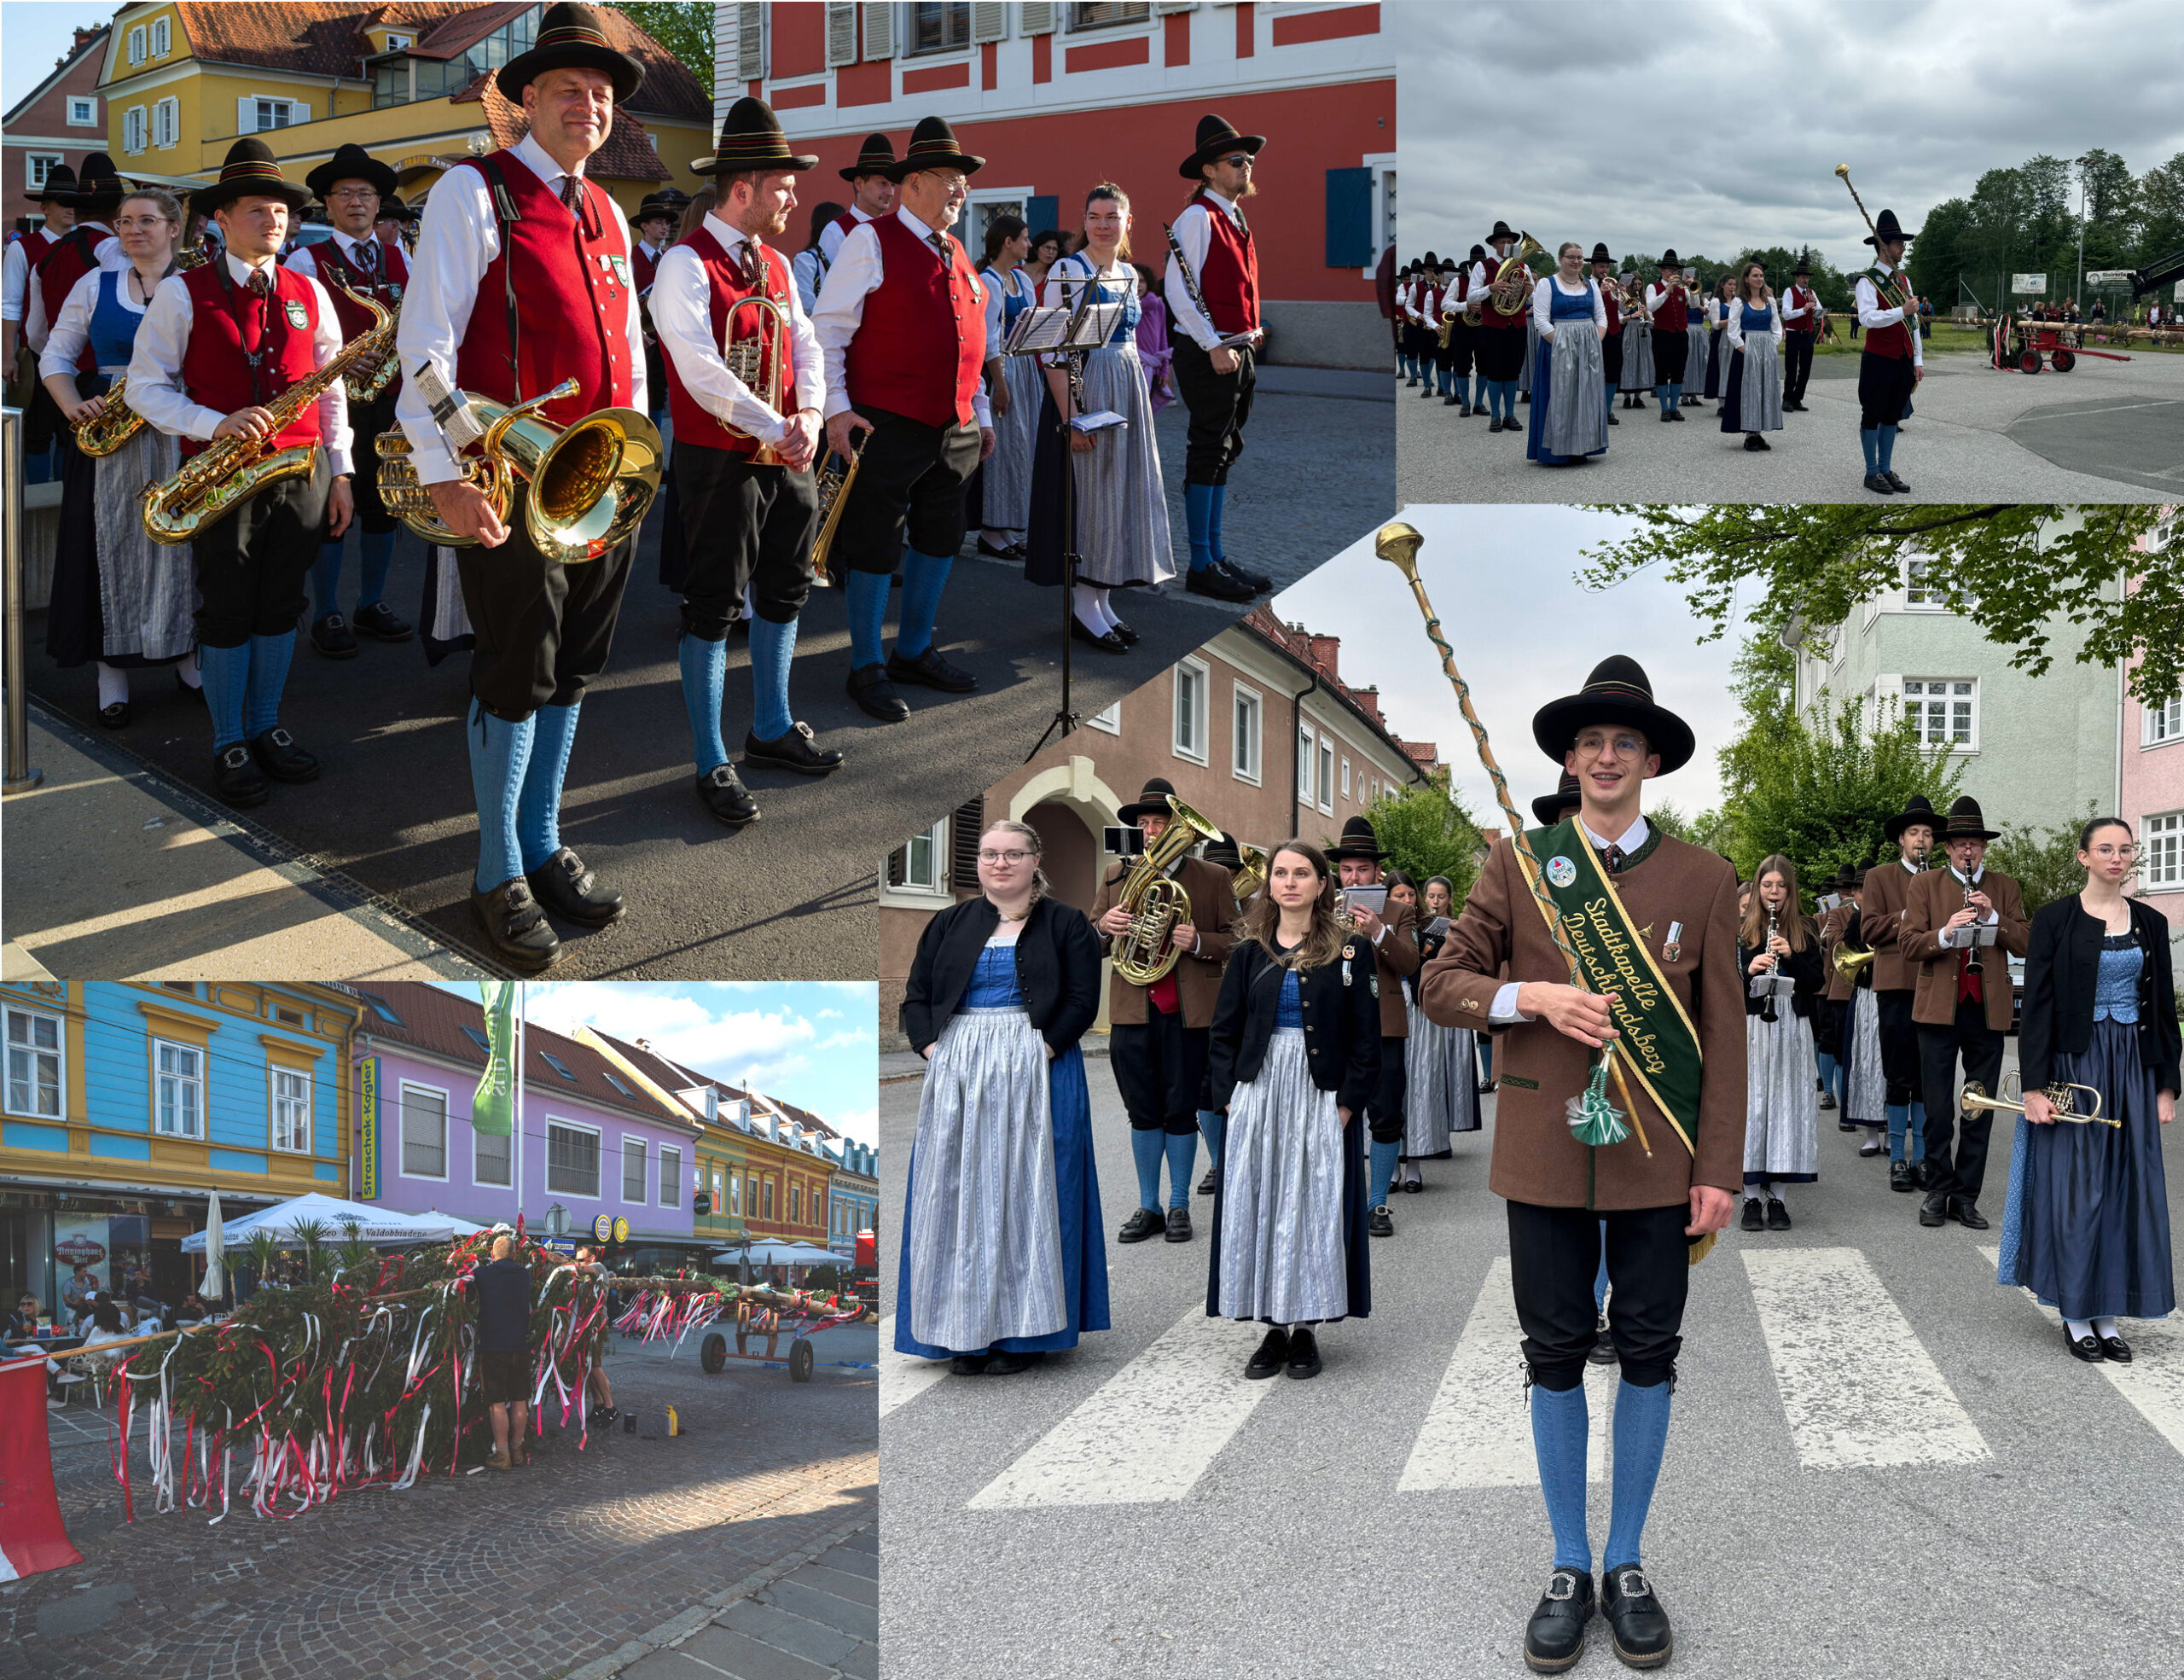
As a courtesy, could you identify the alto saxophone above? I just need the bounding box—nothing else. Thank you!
[335,280,402,406]
[73,375,148,457]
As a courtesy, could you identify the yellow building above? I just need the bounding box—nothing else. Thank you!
[98,2,711,216]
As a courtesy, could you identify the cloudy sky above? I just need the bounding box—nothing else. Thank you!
[1273,508,1751,824]
[429,981,879,1146]
[1399,0,2184,269]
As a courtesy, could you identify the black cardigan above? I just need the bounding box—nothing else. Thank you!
[900,896,1103,1057]
[1207,934,1382,1114]
[2018,895,2181,1095]
[1737,934,1827,1019]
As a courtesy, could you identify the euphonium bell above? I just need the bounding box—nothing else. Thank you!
[1832,944,1878,984]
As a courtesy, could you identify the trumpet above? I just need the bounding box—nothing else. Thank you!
[808,427,867,587]
[1961,1074,2115,1128]
[72,375,147,457]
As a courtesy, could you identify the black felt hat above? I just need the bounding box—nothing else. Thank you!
[192,139,312,218]
[887,115,983,181]
[1792,259,1811,277]
[376,191,421,224]
[1532,656,1694,776]
[67,151,127,213]
[1326,814,1391,863]
[497,3,645,104]
[1532,772,1583,829]
[1118,776,1180,826]
[1589,241,1613,265]
[1180,112,1265,180]
[694,97,819,176]
[28,163,76,206]
[1862,207,1917,247]
[1659,247,1680,269]
[840,132,896,181]
[1940,795,2000,843]
[1486,220,1518,245]
[1202,831,1244,871]
[305,143,398,204]
[1882,793,1937,844]
[628,191,680,228]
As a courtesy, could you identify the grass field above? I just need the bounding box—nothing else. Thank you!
[1811,320,2184,357]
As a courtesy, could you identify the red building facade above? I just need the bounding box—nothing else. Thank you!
[3,26,111,224]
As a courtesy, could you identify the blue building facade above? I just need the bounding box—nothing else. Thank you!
[825,1138,880,1259]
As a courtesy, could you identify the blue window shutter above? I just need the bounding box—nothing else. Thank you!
[1325,167,1372,268]
[1025,194,1060,238]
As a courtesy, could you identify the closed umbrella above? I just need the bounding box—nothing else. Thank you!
[202,1191,224,1303]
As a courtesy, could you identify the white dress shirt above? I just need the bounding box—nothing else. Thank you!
[1164,188,1257,351]
[125,250,352,476]
[1854,262,1923,367]
[3,237,38,324]
[1780,285,1813,326]
[979,263,1030,356]
[1490,814,1652,1024]
[19,223,124,349]
[816,206,873,268]
[38,264,150,379]
[1941,865,2000,945]
[1722,296,1783,354]
[1531,275,1608,337]
[285,227,394,293]
[1468,260,1496,310]
[810,206,991,427]
[392,130,648,485]
[650,210,822,447]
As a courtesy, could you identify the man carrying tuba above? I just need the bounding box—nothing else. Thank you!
[391,2,651,972]
[125,138,356,810]
[653,97,836,831]
[1093,778,1240,1246]
[1468,221,1532,433]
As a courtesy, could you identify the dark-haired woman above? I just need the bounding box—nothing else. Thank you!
[1719,260,1786,451]
[1391,873,1478,1193]
[1205,840,1380,1380]
[897,821,1110,1375]
[973,215,1037,561]
[792,198,845,317]
[2001,818,2178,1363]
[1024,228,1065,294]
[1740,855,1825,1230]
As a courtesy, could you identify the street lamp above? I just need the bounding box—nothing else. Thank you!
[2075,155,2090,316]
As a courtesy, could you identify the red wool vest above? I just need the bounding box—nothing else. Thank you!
[631,242,659,294]
[1862,272,1911,358]
[663,228,799,457]
[1650,285,1687,333]
[19,228,53,270]
[1786,283,1818,334]
[452,151,634,427]
[178,261,323,459]
[1600,280,1621,334]
[831,210,863,241]
[1187,190,1259,336]
[842,214,985,429]
[305,236,408,398]
[1478,257,1527,331]
[37,225,105,372]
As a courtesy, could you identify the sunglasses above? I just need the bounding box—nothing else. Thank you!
[1220,154,1255,169]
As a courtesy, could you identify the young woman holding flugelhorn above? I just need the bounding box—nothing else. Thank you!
[1738,856,1826,1231]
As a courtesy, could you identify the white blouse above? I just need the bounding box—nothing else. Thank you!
[1531,275,1608,337]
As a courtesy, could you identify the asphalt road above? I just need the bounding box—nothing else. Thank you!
[880,1040,2184,1680]
[1397,346,2184,505]
[19,384,1388,979]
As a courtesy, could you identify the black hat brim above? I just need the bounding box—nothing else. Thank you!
[1532,694,1695,776]
[497,40,645,105]
[1325,842,1391,862]
[841,161,892,181]
[1531,794,1577,828]
[694,149,822,177]
[305,150,398,202]
[1882,805,1938,842]
[1862,229,1918,245]
[1943,823,2001,843]
[1118,799,1176,825]
[1180,132,1265,180]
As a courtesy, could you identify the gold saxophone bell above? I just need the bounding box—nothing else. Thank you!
[1960,1074,2115,1128]
[73,375,148,457]
[1111,794,1223,985]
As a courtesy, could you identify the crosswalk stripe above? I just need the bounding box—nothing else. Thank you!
[1398,1256,1612,1491]
[966,1306,1274,1508]
[878,1319,950,1421]
[1980,1244,2184,1454]
[1742,1247,1990,1469]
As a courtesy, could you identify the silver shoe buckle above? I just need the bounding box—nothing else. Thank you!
[1546,1572,1579,1602]
[1615,1568,1649,1599]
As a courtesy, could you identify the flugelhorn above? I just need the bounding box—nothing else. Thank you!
[1832,944,1878,985]
[722,294,793,468]
[1233,842,1269,903]
[809,427,867,587]
[1960,1073,2115,1128]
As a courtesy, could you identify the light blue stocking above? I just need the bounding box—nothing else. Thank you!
[678,633,729,774]
[1531,1381,1592,1572]
[468,700,535,893]
[845,569,890,671]
[243,631,293,737]
[516,700,580,873]
[200,642,251,752]
[895,548,951,659]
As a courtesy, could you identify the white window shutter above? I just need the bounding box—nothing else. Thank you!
[971,3,1009,43]
[1018,3,1056,35]
[863,3,897,59]
[735,3,764,80]
[827,2,858,64]
[1153,0,1197,13]
[292,101,310,123]
[237,96,256,135]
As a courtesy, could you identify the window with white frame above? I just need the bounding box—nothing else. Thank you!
[548,1120,601,1197]
[792,1183,803,1224]
[622,1136,647,1200]
[154,1040,204,1139]
[3,1005,64,1120]
[1318,737,1335,814]
[270,1067,312,1154]
[908,1,972,54]
[2144,697,2183,746]
[66,97,95,126]
[1902,678,1975,749]
[253,97,298,131]
[890,819,946,892]
[729,1174,743,1215]
[1298,723,1315,807]
[154,98,178,149]
[1173,658,1208,764]
[151,15,170,55]
[127,24,146,62]
[1068,1,1152,27]
[399,1083,446,1177]
[764,1179,775,1218]
[1232,684,1262,783]
[26,154,62,191]
[662,1146,681,1207]
[1903,557,1943,607]
[1341,757,1351,799]
[1087,699,1122,735]
[2145,811,2181,889]
[474,1124,511,1186]
[122,107,147,153]
[965,191,1027,261]
[384,31,413,49]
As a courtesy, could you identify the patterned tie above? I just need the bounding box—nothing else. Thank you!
[561,173,584,217]
[247,268,270,298]
[358,238,379,281]
[928,230,949,264]
[741,235,764,289]
[1604,845,1625,875]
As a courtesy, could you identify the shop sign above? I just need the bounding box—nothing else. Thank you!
[359,1057,381,1200]
[592,1213,613,1241]
[612,1217,630,1244]
[54,1235,106,1267]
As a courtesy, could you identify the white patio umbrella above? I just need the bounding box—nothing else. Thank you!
[181,1194,458,1251]
[201,1190,224,1301]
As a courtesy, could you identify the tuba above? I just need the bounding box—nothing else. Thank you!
[1233,842,1269,904]
[1469,232,1548,323]
[1109,794,1223,985]
[808,427,866,587]
[375,377,662,566]
[73,376,148,457]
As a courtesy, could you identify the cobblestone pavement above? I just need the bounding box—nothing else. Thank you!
[0,1339,874,1680]
[607,1530,876,1680]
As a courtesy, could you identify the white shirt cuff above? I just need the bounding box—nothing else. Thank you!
[1488,980,1532,1025]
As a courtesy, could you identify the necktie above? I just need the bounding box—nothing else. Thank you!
[247,268,270,298]
[740,236,763,289]
[358,239,378,280]
[561,173,584,217]
[1604,845,1625,875]
[928,230,949,264]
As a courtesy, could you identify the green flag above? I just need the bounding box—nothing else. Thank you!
[473,980,516,1137]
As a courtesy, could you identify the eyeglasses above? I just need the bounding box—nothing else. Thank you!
[1573,731,1649,759]
[978,849,1035,864]
[327,187,380,203]
[1220,155,1255,169]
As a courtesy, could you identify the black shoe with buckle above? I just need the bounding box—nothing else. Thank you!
[1891,1159,1916,1192]
[1864,472,1896,494]
[1165,1206,1191,1242]
[695,764,759,827]
[2064,1326,2105,1363]
[886,645,978,694]
[1948,1197,1989,1230]
[526,846,624,927]
[1107,617,1140,646]
[2100,1332,2134,1363]
[1523,1568,1594,1674]
[351,601,414,642]
[310,613,359,659]
[1116,1206,1165,1244]
[212,743,270,808]
[1818,1091,1837,1110]
[1070,616,1129,654]
[98,700,131,730]
[1185,564,1254,603]
[1368,1204,1394,1237]
[1197,1166,1218,1196]
[744,722,844,776]
[247,727,320,782]
[1285,1326,1321,1379]
[846,663,909,723]
[1217,557,1274,594]
[471,877,562,973]
[975,537,1025,560]
[1244,1326,1291,1380]
[950,1353,992,1375]
[1601,1565,1672,1669]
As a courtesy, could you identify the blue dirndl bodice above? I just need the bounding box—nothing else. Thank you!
[963,940,1027,1009]
[87,269,145,372]
[1548,280,1595,323]
[1739,300,1774,333]
[2094,933,2142,1023]
[1054,257,1141,344]
[1275,967,1304,1029]
[984,266,1032,334]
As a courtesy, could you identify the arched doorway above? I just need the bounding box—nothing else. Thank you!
[1025,799,1098,911]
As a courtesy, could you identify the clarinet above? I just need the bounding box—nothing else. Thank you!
[1758,909,1781,1022]
[1962,875,1984,976]
[1163,218,1228,347]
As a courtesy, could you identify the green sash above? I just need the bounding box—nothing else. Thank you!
[1522,818,1702,1158]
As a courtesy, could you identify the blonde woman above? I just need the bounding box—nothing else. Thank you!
[1720,260,1786,451]
[1740,855,1826,1229]
[1526,240,1609,466]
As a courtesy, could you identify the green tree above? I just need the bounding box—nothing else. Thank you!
[1909,196,1974,311]
[1578,503,2182,706]
[2138,152,2184,272]
[1364,771,1486,910]
[1986,805,2103,916]
[613,2,713,84]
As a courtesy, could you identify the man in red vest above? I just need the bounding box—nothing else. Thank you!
[629,189,682,421]
[125,139,356,810]
[1645,248,1691,420]
[1164,113,1269,605]
[655,97,835,828]
[818,133,897,268]
[391,1,652,971]
[3,163,78,483]
[1780,259,1821,411]
[812,114,994,725]
[1854,206,1923,495]
[288,142,412,660]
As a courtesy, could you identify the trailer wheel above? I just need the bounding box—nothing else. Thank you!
[2052,348,2076,372]
[701,1332,728,1374]
[2018,349,2043,374]
[789,1338,815,1383]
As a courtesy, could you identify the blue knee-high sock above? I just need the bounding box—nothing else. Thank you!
[1604,1377,1673,1572]
[1908,1100,1927,1162]
[895,548,951,659]
[516,700,580,873]
[1877,423,1898,472]
[1207,483,1229,563]
[1130,1128,1165,1211]
[748,615,799,743]
[1531,1382,1592,1572]
[1817,1051,1838,1097]
[678,633,730,774]
[1163,1132,1197,1209]
[1594,1238,1611,1317]
[1197,1107,1225,1169]
[1860,426,1880,475]
[1669,381,1683,407]
[844,569,890,671]
[1480,1039,1494,1078]
[1184,481,1217,573]
[1368,1136,1400,1207]
[468,699,536,893]
[1402,352,1416,381]
[311,542,345,620]
[200,642,251,752]
[1500,379,1519,419]
[243,631,294,737]
[1886,1102,1911,1160]
[356,528,395,608]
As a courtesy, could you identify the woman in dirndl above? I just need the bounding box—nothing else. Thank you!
[1720,260,1786,451]
[2001,817,2178,1364]
[1701,276,1734,400]
[897,820,1111,1376]
[1837,869,1891,1158]
[973,214,1037,561]
[1525,241,1609,466]
[1618,276,1655,410]
[1025,183,1175,654]
[1206,840,1380,1381]
[1682,275,1710,407]
[40,186,195,728]
[1393,873,1480,1195]
[1739,854,1825,1231]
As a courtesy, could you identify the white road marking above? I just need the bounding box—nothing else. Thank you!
[878,1318,950,1421]
[1399,1256,1612,1491]
[966,1306,1275,1508]
[2011,399,2180,422]
[1982,1244,2184,1456]
[1743,1246,1990,1469]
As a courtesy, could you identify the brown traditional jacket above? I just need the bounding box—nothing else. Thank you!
[1363,897,1422,1038]
[1419,827,1746,1209]
[1859,857,1923,992]
[1898,865,2030,1031]
[1090,853,1240,1028]
[1820,903,1856,1003]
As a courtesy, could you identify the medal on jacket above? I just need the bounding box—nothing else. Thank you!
[284,299,310,328]
[1663,921,1683,962]
[1341,943,1356,985]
